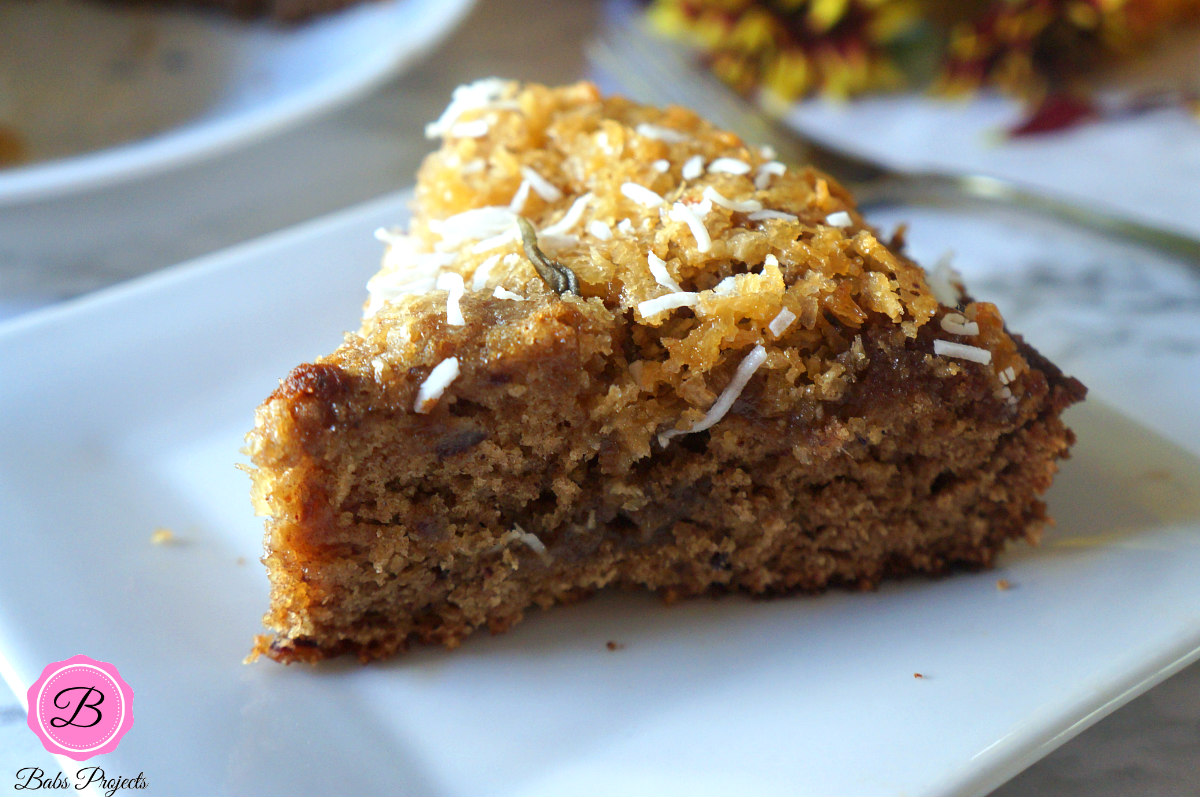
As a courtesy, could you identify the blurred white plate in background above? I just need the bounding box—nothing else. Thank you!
[0,0,474,204]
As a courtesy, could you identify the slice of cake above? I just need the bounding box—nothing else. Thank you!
[246,80,1085,663]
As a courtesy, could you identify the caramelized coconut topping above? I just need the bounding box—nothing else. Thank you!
[361,80,1023,430]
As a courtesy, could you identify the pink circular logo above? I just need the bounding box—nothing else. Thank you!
[26,655,134,761]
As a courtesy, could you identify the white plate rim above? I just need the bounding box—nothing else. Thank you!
[0,0,474,206]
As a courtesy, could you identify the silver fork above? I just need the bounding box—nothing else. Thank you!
[586,8,1200,264]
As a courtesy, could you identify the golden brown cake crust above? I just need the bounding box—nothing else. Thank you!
[246,81,1085,663]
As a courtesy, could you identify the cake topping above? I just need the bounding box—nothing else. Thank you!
[926,253,966,307]
[429,206,517,251]
[708,157,752,175]
[541,192,592,237]
[414,357,460,413]
[747,209,798,222]
[667,202,712,252]
[934,339,993,365]
[519,165,563,202]
[659,344,768,445]
[493,286,525,301]
[471,253,502,291]
[635,122,689,143]
[638,292,700,319]
[768,307,797,337]
[621,182,666,208]
[436,271,466,326]
[587,219,613,240]
[508,179,532,213]
[424,77,519,139]
[384,82,955,421]
[448,118,490,139]
[648,252,684,293]
[939,312,980,336]
[754,161,787,189]
[702,186,763,213]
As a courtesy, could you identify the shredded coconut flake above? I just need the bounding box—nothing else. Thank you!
[681,155,704,180]
[635,122,689,143]
[472,253,502,291]
[754,161,787,190]
[425,78,519,139]
[708,157,752,175]
[374,226,405,245]
[934,339,992,365]
[621,182,665,208]
[825,211,853,228]
[638,291,699,319]
[927,252,965,307]
[660,345,768,445]
[768,307,797,337]
[939,312,980,336]
[448,118,490,138]
[648,252,683,292]
[667,202,712,253]
[652,159,671,173]
[747,209,798,222]
[541,192,592,237]
[713,276,739,295]
[436,271,466,326]
[759,145,777,159]
[493,286,524,300]
[520,166,562,202]
[702,186,762,213]
[587,219,612,240]
[471,228,519,254]
[365,236,455,316]
[617,218,635,234]
[508,179,532,213]
[430,206,517,250]
[414,357,460,413]
[511,523,547,555]
[460,158,486,175]
[998,366,1017,385]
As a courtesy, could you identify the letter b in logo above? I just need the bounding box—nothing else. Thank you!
[50,685,105,729]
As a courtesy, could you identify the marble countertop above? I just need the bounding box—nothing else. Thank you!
[2,0,1198,793]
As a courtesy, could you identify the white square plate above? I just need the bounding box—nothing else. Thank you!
[2,193,1199,796]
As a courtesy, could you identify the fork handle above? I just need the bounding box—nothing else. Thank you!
[852,171,1200,263]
